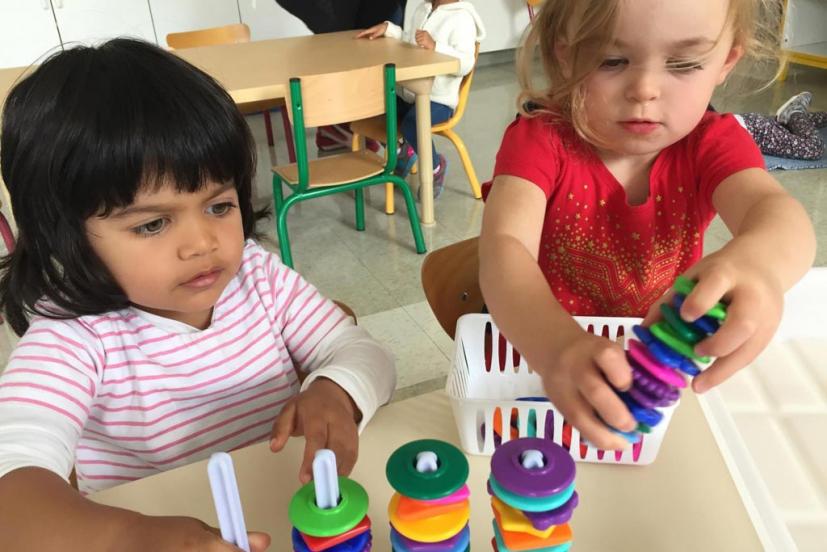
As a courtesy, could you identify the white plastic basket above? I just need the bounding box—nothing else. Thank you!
[446,313,679,465]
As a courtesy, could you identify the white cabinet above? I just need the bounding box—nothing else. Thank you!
[50,0,157,46]
[150,0,241,48]
[782,0,827,74]
[236,0,311,42]
[0,0,62,68]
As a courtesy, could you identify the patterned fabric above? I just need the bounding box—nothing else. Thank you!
[740,111,827,161]
[487,112,765,317]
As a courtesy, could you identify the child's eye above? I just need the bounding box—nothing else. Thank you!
[207,202,237,216]
[600,58,628,70]
[668,60,703,72]
[133,218,167,236]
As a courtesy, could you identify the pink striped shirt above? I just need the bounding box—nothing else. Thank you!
[0,241,395,494]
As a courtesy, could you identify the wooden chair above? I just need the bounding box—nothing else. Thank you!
[166,23,296,163]
[272,63,426,268]
[420,237,484,339]
[350,44,482,214]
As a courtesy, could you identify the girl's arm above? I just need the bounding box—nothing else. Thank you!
[480,175,636,449]
[666,168,816,392]
[0,467,270,551]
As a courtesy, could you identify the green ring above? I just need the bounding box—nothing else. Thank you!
[651,322,711,363]
[288,477,368,537]
[386,439,469,500]
[660,304,704,343]
[637,422,653,434]
[673,276,728,321]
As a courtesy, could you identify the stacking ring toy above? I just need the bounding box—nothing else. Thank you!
[488,476,576,513]
[386,440,469,501]
[489,438,575,497]
[289,477,368,537]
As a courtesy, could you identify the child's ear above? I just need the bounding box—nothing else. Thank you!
[716,43,744,85]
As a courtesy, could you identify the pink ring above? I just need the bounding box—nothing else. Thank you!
[628,340,687,388]
[404,484,469,506]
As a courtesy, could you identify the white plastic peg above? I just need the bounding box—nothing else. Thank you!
[208,453,250,552]
[312,449,340,509]
[521,449,545,469]
[416,451,439,473]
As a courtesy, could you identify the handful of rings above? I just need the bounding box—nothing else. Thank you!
[606,275,728,443]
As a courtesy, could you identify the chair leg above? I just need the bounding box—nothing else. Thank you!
[385,183,395,215]
[355,188,366,231]
[263,111,274,147]
[280,108,296,163]
[390,176,426,255]
[272,173,284,213]
[276,201,295,268]
[440,129,482,199]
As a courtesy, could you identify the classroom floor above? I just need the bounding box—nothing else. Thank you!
[0,56,825,550]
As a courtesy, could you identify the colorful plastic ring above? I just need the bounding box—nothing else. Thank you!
[386,440,469,500]
[650,322,711,362]
[660,304,704,343]
[672,295,720,335]
[493,492,579,532]
[618,391,664,426]
[628,340,687,388]
[631,364,680,400]
[492,520,572,552]
[488,476,575,512]
[292,527,371,552]
[626,386,660,409]
[489,438,575,497]
[633,325,701,375]
[672,276,727,320]
[289,477,368,538]
[388,493,469,543]
[637,422,652,434]
[608,426,641,443]
[390,524,469,552]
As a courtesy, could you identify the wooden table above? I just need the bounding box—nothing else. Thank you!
[91,390,764,551]
[0,32,460,225]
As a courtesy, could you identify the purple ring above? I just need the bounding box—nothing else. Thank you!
[522,491,579,530]
[626,386,660,409]
[489,438,575,497]
[631,364,680,400]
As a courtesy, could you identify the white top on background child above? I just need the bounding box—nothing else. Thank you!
[385,1,486,109]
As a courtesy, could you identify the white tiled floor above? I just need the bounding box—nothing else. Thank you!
[1,54,826,550]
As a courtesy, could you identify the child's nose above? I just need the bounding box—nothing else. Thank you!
[625,68,661,104]
[179,219,218,259]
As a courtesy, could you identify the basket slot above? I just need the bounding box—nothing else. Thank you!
[484,321,493,372]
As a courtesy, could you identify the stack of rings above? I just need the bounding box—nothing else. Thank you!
[488,438,577,551]
[606,275,727,443]
[289,476,372,551]
[386,440,471,551]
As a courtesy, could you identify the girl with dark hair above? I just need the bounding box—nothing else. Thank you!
[0,38,394,550]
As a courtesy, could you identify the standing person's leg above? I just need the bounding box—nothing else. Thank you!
[398,100,454,196]
[741,112,824,160]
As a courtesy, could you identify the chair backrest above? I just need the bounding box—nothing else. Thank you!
[421,237,484,339]
[286,64,400,190]
[436,43,480,130]
[166,23,251,49]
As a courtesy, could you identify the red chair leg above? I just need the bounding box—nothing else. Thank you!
[280,108,296,163]
[263,111,275,147]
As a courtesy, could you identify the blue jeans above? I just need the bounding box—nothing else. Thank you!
[396,96,453,163]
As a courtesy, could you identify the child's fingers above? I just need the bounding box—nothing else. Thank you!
[298,423,329,484]
[694,288,759,358]
[247,531,272,552]
[593,345,632,391]
[693,319,774,393]
[679,270,730,322]
[268,401,296,452]
[556,392,629,450]
[574,368,636,432]
[325,422,359,477]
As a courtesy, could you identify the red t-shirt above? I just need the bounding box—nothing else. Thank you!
[489,111,764,317]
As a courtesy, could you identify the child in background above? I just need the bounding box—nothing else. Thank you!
[479,0,815,449]
[357,0,486,198]
[0,38,395,550]
[736,91,827,160]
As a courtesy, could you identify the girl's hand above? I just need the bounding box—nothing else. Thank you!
[356,22,389,40]
[539,331,637,450]
[269,378,360,483]
[415,30,436,50]
[644,251,783,394]
[123,515,270,551]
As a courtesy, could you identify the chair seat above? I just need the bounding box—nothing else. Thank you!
[273,149,386,187]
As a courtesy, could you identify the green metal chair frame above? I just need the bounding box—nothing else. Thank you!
[272,63,426,268]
